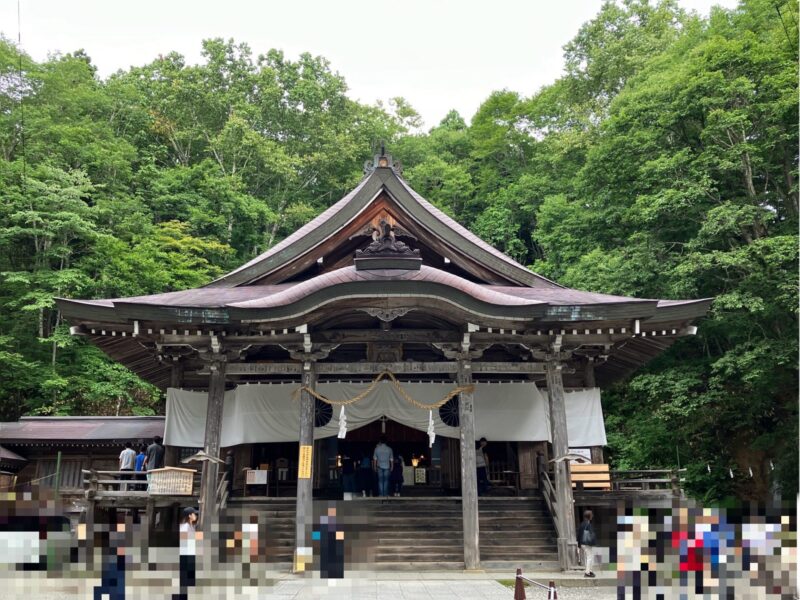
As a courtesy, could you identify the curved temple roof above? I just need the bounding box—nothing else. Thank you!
[56,152,712,389]
[58,263,710,326]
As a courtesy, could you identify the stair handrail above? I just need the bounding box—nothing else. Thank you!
[537,453,579,570]
[536,453,561,539]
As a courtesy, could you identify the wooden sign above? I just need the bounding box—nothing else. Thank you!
[298,445,313,479]
[246,469,268,485]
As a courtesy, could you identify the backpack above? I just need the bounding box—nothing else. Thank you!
[580,525,596,546]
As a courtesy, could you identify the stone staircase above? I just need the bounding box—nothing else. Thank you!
[226,499,296,563]
[226,494,559,570]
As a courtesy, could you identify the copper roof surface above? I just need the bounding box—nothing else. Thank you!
[228,266,545,310]
[63,274,705,311]
[0,417,165,443]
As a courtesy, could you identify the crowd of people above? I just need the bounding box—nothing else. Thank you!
[337,435,493,499]
[117,436,165,491]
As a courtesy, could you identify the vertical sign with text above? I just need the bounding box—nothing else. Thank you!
[298,445,313,479]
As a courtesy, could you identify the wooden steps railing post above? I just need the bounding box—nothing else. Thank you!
[545,357,577,571]
[458,357,480,570]
[671,469,681,496]
[294,359,316,573]
[199,355,227,531]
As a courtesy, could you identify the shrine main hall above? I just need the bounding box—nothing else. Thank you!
[57,150,710,571]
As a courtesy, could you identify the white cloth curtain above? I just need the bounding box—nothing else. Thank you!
[164,383,606,448]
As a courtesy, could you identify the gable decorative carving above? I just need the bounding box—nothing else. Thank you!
[355,219,421,258]
[360,307,414,322]
[349,221,417,242]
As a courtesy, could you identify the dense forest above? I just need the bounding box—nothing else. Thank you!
[0,0,796,502]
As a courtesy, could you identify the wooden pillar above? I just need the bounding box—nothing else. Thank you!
[85,498,95,570]
[143,498,155,563]
[199,356,226,531]
[170,360,183,388]
[294,360,317,572]
[545,359,577,570]
[164,445,178,468]
[457,358,481,570]
[584,357,596,388]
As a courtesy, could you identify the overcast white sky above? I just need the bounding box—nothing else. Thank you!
[1,0,739,128]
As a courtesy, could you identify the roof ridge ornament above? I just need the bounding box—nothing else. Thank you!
[363,144,403,176]
[354,218,422,271]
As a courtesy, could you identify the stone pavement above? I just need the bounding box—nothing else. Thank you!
[6,569,618,600]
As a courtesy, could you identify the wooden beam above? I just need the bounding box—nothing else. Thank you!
[473,362,548,374]
[545,359,578,571]
[196,361,550,376]
[294,361,316,573]
[313,329,461,344]
[158,333,303,346]
[199,357,226,531]
[458,358,480,570]
[472,331,633,346]
[160,329,637,348]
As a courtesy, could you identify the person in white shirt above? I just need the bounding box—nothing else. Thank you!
[175,507,200,600]
[118,442,136,491]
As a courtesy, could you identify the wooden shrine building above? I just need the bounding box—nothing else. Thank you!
[57,150,711,570]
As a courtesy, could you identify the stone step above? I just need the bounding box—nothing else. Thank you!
[370,561,466,570]
[374,553,465,562]
[481,520,552,527]
[481,559,562,571]
[373,544,463,553]
[230,495,559,567]
[374,535,553,545]
[479,540,556,548]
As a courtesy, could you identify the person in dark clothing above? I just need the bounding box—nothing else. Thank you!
[475,438,490,496]
[144,436,165,471]
[93,521,128,600]
[357,455,373,497]
[577,509,597,577]
[341,453,356,495]
[316,506,345,579]
[224,450,235,497]
[389,455,404,496]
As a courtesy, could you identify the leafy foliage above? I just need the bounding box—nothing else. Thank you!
[0,0,795,500]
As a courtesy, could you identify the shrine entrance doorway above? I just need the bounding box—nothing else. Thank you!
[335,419,443,495]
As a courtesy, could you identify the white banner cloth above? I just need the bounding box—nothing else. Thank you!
[164,383,606,448]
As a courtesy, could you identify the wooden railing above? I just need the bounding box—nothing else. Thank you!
[609,469,685,494]
[536,454,578,570]
[487,462,520,494]
[565,465,686,495]
[536,456,560,533]
[82,469,202,500]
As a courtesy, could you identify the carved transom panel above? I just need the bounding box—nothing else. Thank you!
[360,307,414,322]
